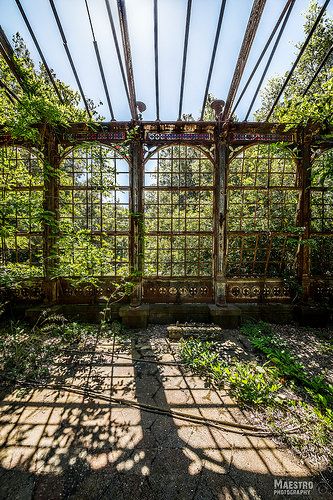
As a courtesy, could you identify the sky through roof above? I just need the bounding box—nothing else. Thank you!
[1,0,332,121]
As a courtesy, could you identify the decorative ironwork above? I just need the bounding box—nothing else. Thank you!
[143,279,213,303]
[64,131,126,143]
[230,132,294,143]
[227,279,291,302]
[145,132,211,142]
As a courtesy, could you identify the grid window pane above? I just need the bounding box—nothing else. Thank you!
[144,146,214,277]
[0,147,44,277]
[59,146,130,277]
[227,144,300,277]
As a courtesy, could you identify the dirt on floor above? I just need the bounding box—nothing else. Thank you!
[0,322,332,500]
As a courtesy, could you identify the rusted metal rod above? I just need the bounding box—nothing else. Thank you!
[116,0,138,120]
[222,0,267,120]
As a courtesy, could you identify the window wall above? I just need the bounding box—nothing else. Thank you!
[143,146,214,278]
[58,145,130,278]
[0,146,43,280]
[226,144,301,278]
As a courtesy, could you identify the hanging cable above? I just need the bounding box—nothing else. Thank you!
[84,0,115,120]
[232,0,294,118]
[48,0,91,116]
[302,43,333,96]
[244,0,295,121]
[200,0,227,121]
[14,0,63,103]
[154,0,160,120]
[266,0,331,121]
[177,0,192,121]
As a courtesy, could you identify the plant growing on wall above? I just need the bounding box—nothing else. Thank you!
[0,34,102,144]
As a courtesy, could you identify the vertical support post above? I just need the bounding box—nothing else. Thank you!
[297,128,312,302]
[42,126,60,303]
[214,123,228,305]
[129,126,144,306]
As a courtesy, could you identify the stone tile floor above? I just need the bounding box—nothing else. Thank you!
[0,327,331,499]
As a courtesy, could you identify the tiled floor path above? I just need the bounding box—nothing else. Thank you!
[0,327,331,499]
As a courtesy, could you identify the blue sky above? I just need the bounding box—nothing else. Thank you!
[1,0,332,121]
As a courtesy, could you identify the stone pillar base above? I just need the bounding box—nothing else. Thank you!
[209,304,241,329]
[119,305,149,328]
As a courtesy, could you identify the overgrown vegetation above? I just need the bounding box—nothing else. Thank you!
[0,34,101,144]
[0,309,97,384]
[180,338,281,405]
[256,1,333,134]
[179,321,333,467]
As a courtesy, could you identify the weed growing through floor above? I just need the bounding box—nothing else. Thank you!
[180,338,281,405]
[0,311,99,384]
[179,323,333,468]
[240,321,333,421]
[240,321,333,467]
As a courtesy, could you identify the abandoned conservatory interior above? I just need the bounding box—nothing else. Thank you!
[1,1,333,498]
[0,0,332,329]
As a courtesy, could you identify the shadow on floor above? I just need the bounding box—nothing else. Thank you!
[0,333,332,500]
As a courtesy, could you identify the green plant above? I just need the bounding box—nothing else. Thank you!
[0,310,100,383]
[180,338,281,406]
[224,362,281,405]
[180,338,224,382]
[241,321,333,415]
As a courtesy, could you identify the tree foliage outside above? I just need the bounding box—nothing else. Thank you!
[255,0,333,129]
[0,8,332,299]
[0,34,101,144]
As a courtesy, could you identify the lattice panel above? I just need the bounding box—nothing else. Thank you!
[144,146,214,278]
[0,147,44,275]
[226,234,298,277]
[58,145,130,277]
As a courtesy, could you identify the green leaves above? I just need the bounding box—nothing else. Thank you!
[255,1,333,128]
[241,320,333,419]
[179,337,281,406]
[0,34,103,145]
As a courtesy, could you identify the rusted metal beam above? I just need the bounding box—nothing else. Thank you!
[200,0,227,121]
[178,0,192,121]
[0,77,21,103]
[48,0,91,116]
[0,26,27,91]
[85,0,115,120]
[14,0,64,103]
[232,0,294,118]
[116,0,138,120]
[244,0,295,121]
[303,43,333,96]
[154,0,160,120]
[104,0,130,109]
[222,0,267,120]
